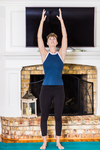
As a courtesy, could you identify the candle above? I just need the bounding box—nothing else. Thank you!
[26,107,32,115]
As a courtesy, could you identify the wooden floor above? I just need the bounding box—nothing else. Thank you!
[1,134,100,143]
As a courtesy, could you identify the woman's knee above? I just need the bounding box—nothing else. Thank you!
[55,115,62,122]
[41,113,49,121]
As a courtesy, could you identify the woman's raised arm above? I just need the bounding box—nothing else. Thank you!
[56,8,67,62]
[37,9,48,62]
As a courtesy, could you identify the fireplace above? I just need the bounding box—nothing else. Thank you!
[21,64,96,116]
[29,74,94,116]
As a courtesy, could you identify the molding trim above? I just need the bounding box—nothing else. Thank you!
[1,136,100,143]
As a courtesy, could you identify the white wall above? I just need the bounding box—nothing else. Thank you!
[0,6,6,116]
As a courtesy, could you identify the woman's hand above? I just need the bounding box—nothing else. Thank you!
[56,8,63,21]
[41,9,47,22]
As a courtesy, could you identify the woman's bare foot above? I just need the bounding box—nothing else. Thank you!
[40,142,47,149]
[40,135,47,149]
[56,135,64,149]
[56,143,64,149]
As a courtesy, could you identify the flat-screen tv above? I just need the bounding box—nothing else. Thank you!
[26,7,95,47]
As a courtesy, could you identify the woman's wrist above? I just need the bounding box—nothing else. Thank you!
[41,19,44,23]
[60,18,63,22]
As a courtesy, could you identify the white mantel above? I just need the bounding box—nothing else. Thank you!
[0,0,100,119]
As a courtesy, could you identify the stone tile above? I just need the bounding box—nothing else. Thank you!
[2,125,6,130]
[16,131,23,136]
[5,120,9,126]
[6,135,12,139]
[94,125,100,129]
[12,127,18,131]
[81,134,92,138]
[24,75,30,79]
[67,70,76,74]
[36,66,43,70]
[92,75,97,78]
[37,117,41,125]
[37,130,41,136]
[19,118,24,126]
[29,135,38,139]
[76,70,87,74]
[30,71,42,74]
[21,79,30,83]
[62,134,67,138]
[63,65,70,70]
[93,134,100,138]
[87,129,99,133]
[2,129,5,133]
[2,134,6,138]
[48,130,55,135]
[87,70,97,74]
[33,120,37,125]
[48,135,55,138]
[50,121,55,125]
[24,119,29,126]
[24,127,30,130]
[2,119,7,126]
[71,66,82,70]
[10,131,16,135]
[21,71,30,75]
[94,119,99,124]
[87,79,97,82]
[62,126,68,130]
[6,126,11,131]
[48,126,55,130]
[67,134,80,138]
[24,66,36,70]
[24,131,35,135]
[80,125,94,129]
[87,75,93,79]
[14,119,19,126]
[82,66,93,70]
[65,129,74,134]
[9,120,14,126]
[67,125,80,130]
[29,119,33,126]
[14,135,21,139]
[33,126,40,130]
[74,129,86,134]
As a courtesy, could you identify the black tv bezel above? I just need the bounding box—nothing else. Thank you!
[25,7,95,48]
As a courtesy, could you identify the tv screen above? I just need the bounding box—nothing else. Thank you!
[26,7,94,47]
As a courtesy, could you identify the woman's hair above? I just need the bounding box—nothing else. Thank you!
[46,33,58,40]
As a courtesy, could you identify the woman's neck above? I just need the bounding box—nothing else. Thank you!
[49,47,57,54]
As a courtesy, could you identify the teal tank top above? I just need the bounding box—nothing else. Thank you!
[42,51,64,85]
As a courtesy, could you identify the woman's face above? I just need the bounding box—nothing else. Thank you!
[47,36,58,47]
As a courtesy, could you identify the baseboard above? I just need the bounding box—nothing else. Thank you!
[1,136,100,143]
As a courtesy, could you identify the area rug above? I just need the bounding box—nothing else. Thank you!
[0,141,100,150]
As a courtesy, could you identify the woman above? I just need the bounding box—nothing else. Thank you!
[37,8,67,150]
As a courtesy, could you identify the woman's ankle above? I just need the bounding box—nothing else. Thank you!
[42,135,47,144]
[56,135,61,144]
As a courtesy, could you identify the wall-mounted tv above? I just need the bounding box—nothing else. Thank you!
[26,7,95,47]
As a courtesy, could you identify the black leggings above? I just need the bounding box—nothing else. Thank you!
[39,85,65,136]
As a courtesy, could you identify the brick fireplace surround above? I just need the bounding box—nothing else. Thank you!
[1,0,100,144]
[1,64,100,143]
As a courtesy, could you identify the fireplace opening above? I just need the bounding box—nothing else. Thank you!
[29,74,94,116]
